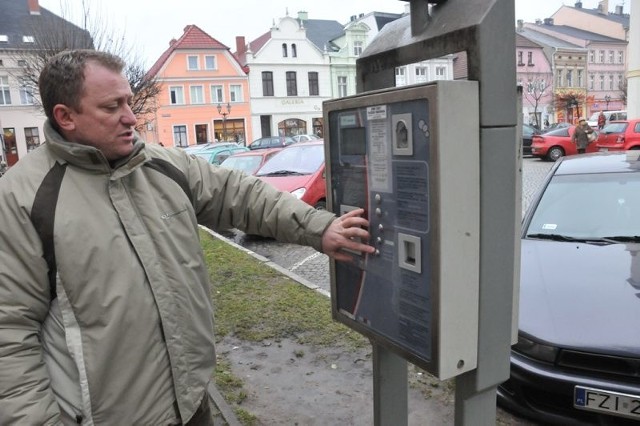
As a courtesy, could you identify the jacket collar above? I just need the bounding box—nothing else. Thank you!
[44,120,148,177]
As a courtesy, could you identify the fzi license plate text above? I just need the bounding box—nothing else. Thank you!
[575,386,640,420]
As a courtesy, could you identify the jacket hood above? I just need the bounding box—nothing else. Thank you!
[519,239,640,357]
[44,120,147,175]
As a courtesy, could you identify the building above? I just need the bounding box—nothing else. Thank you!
[552,1,629,41]
[142,25,251,147]
[515,32,554,128]
[0,0,91,166]
[236,12,340,140]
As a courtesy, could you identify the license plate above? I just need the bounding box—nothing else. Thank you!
[599,148,609,152]
[575,386,640,420]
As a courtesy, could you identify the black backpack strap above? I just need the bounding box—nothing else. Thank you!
[144,158,194,205]
[30,162,67,301]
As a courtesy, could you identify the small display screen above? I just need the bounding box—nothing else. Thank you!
[340,127,366,156]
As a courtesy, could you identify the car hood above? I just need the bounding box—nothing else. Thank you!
[520,239,640,357]
[258,174,313,192]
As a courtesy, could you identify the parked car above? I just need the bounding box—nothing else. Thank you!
[191,144,248,165]
[248,136,296,150]
[596,119,640,152]
[219,148,282,175]
[587,110,627,128]
[542,122,570,133]
[497,152,640,425]
[522,123,542,155]
[182,141,223,153]
[255,140,326,209]
[291,134,321,143]
[531,125,599,161]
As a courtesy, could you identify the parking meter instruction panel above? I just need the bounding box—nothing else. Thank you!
[324,82,480,379]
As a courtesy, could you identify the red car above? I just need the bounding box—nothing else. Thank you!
[596,119,640,152]
[531,125,598,161]
[219,147,282,175]
[255,140,326,209]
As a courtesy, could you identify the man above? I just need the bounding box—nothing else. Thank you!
[0,50,374,424]
[597,111,606,129]
[571,117,595,154]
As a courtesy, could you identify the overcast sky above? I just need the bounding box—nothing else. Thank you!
[38,0,630,68]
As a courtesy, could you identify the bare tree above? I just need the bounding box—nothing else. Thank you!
[618,77,628,106]
[523,75,550,128]
[10,0,159,127]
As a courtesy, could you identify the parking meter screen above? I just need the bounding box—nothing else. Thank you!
[327,99,432,363]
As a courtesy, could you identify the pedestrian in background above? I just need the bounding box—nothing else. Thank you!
[597,111,606,129]
[572,117,595,154]
[0,49,375,425]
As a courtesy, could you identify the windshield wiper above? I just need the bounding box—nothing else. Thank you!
[526,233,581,242]
[257,170,305,177]
[599,236,640,243]
[526,233,638,246]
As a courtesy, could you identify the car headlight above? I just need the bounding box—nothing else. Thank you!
[291,188,306,199]
[513,334,558,363]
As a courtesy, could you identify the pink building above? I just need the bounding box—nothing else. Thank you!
[515,32,554,128]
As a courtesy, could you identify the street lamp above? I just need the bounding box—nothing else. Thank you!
[604,95,611,111]
[216,102,232,142]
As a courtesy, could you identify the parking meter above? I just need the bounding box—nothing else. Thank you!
[323,80,480,379]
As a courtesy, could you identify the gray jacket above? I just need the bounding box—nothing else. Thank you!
[0,122,335,424]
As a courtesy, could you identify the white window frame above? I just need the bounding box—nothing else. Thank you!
[229,84,243,102]
[354,41,363,56]
[190,85,204,104]
[204,55,216,70]
[169,86,185,105]
[435,66,447,80]
[22,35,34,43]
[187,55,199,70]
[618,51,624,64]
[415,66,428,83]
[0,75,12,105]
[337,76,348,97]
[0,35,8,42]
[395,67,406,86]
[173,125,188,147]
[210,85,224,103]
[19,79,35,105]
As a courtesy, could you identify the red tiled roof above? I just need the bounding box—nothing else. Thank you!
[147,24,230,77]
[235,30,271,66]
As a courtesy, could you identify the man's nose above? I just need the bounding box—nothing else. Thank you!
[122,104,137,125]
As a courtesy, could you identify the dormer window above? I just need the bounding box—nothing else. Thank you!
[282,43,288,57]
[0,35,8,42]
[23,36,35,43]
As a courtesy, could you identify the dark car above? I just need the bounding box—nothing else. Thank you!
[497,152,640,425]
[596,119,640,152]
[522,123,541,155]
[531,125,599,161]
[248,136,296,150]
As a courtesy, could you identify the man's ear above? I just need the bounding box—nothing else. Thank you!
[52,104,76,132]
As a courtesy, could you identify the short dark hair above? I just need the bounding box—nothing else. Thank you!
[39,50,126,128]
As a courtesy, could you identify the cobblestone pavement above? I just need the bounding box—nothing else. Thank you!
[231,157,554,292]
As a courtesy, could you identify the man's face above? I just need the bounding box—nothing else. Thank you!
[65,62,136,161]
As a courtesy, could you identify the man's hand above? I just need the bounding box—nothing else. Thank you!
[321,208,376,262]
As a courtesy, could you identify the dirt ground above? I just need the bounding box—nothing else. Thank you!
[216,336,537,425]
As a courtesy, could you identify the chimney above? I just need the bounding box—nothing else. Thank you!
[543,18,554,25]
[297,11,308,21]
[575,2,582,8]
[350,15,357,22]
[598,0,609,14]
[615,4,623,14]
[535,19,542,25]
[359,13,364,18]
[517,19,524,32]
[28,0,40,15]
[235,36,246,55]
[169,38,177,47]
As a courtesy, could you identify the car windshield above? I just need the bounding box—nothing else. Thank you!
[220,155,263,174]
[602,122,627,133]
[256,144,324,176]
[543,127,571,137]
[526,172,640,241]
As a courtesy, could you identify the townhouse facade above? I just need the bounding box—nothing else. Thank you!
[515,33,554,128]
[0,0,91,166]
[142,25,252,147]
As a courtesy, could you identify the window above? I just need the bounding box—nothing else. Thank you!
[395,67,406,86]
[262,72,274,96]
[0,76,11,105]
[308,72,319,96]
[210,85,223,103]
[527,51,534,66]
[282,43,288,58]
[517,51,524,66]
[24,127,40,151]
[599,50,605,63]
[338,76,347,97]
[286,71,297,96]
[608,50,614,63]
[589,73,594,90]
[589,50,595,63]
[173,125,188,147]
[19,79,34,105]
[609,74,614,90]
[557,69,563,87]
[204,55,216,70]
[291,44,297,58]
[230,84,243,102]
[190,86,204,104]
[17,60,27,67]
[618,73,624,88]
[187,56,199,70]
[354,41,363,56]
[415,66,428,83]
[169,86,184,104]
[22,35,34,43]
[599,74,605,90]
[0,35,8,42]
[566,70,573,87]
[618,51,624,64]
[435,66,446,79]
[577,69,583,87]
